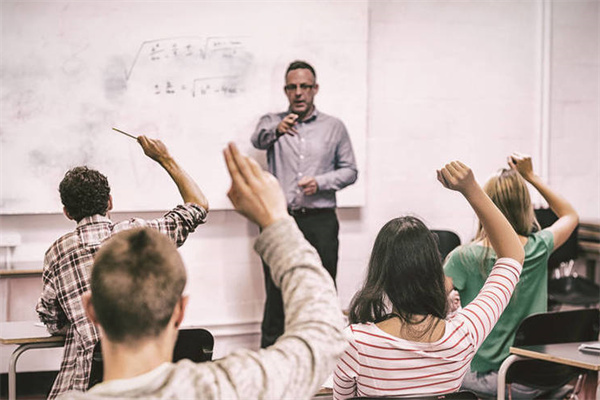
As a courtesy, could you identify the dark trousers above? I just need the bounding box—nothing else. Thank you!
[260,209,339,348]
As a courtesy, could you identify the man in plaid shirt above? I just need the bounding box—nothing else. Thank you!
[36,135,209,399]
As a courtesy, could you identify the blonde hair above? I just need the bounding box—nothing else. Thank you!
[473,168,540,276]
[476,168,540,240]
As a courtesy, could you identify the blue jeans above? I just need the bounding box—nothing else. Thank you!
[461,370,569,399]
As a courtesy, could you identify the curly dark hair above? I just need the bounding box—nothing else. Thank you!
[59,166,111,222]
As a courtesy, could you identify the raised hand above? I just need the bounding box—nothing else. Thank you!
[438,160,524,263]
[276,113,299,136]
[436,161,477,195]
[224,142,289,228]
[137,135,172,164]
[507,152,534,181]
[136,135,208,209]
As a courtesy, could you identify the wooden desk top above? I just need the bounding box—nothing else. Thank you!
[0,321,65,345]
[510,341,600,371]
[0,269,44,278]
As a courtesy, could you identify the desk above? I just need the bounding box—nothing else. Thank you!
[0,321,65,400]
[497,342,600,400]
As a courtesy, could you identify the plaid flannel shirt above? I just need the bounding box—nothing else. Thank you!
[36,203,207,399]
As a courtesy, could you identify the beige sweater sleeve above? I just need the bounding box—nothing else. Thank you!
[213,218,347,399]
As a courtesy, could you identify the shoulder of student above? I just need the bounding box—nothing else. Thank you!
[44,230,79,261]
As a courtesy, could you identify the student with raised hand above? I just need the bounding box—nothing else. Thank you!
[36,135,208,399]
[333,161,525,399]
[59,143,347,399]
[445,153,579,399]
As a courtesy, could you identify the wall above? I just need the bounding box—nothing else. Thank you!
[0,1,368,213]
[549,1,599,220]
[1,0,598,374]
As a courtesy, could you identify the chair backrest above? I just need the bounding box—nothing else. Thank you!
[534,208,579,271]
[513,308,599,346]
[173,327,214,362]
[88,327,214,389]
[431,230,461,261]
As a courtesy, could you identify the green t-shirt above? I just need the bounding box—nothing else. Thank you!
[444,229,554,373]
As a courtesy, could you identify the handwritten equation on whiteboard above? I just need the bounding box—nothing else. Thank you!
[126,37,252,98]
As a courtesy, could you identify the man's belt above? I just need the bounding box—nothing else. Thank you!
[287,207,335,217]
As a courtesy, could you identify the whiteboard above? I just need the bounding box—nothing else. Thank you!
[0,1,367,214]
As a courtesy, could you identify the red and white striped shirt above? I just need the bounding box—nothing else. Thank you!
[333,257,522,399]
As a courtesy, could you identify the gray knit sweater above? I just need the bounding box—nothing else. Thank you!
[59,218,347,399]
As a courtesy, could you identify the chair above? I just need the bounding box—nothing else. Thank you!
[173,327,214,362]
[431,230,461,261]
[548,276,600,307]
[350,391,478,399]
[88,327,214,389]
[534,208,579,272]
[500,308,599,400]
[534,208,599,309]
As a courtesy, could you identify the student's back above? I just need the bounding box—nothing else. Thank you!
[444,153,578,399]
[444,230,552,372]
[335,255,521,398]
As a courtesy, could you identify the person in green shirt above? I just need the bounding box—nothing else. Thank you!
[444,152,579,399]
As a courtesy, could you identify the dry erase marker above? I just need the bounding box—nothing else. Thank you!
[112,127,137,140]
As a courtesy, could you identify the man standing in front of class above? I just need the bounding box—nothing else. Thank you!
[252,60,358,347]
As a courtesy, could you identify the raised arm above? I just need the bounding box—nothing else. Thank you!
[438,161,524,264]
[138,136,209,211]
[218,143,346,399]
[438,162,524,347]
[508,152,578,250]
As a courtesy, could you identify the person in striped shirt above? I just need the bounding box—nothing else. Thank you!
[333,161,525,399]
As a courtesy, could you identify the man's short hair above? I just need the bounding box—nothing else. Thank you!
[285,60,316,80]
[91,228,187,342]
[59,166,111,222]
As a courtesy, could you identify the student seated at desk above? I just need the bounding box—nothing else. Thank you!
[444,153,578,399]
[333,161,525,399]
[58,143,346,399]
[36,136,208,399]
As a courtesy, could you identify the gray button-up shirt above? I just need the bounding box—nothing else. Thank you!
[251,109,358,209]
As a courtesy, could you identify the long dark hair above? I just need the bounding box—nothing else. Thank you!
[348,216,448,329]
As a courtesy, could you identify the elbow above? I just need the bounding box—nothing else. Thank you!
[341,168,358,186]
[514,247,525,265]
[201,198,210,213]
[350,169,358,185]
[251,134,268,150]
[572,212,580,226]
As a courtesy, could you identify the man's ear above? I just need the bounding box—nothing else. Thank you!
[174,295,189,328]
[83,292,99,326]
[313,83,319,95]
[63,207,75,221]
[107,196,113,212]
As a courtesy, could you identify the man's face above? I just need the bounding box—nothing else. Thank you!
[284,68,319,117]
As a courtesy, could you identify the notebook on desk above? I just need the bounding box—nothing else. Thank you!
[578,342,600,354]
